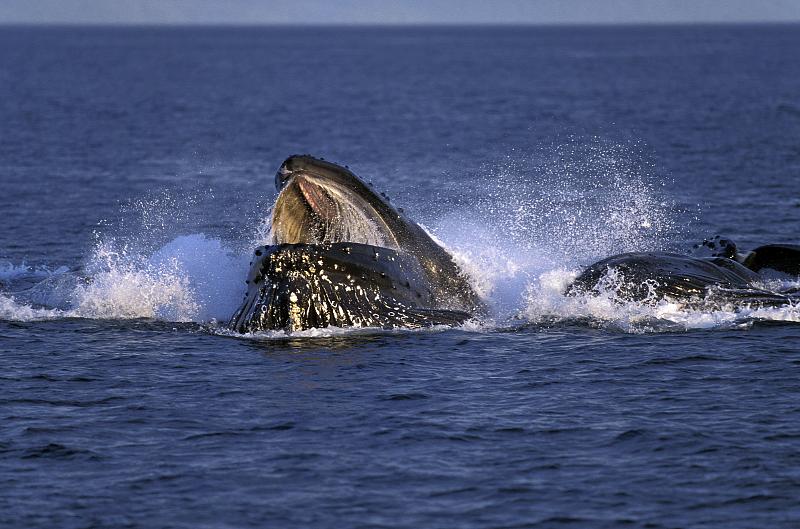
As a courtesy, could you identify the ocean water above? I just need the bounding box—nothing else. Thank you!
[2,25,800,528]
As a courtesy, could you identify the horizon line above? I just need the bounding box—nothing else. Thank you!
[2,20,800,29]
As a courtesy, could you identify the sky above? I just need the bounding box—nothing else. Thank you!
[2,0,800,25]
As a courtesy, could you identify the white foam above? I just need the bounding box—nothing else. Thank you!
[212,318,488,341]
[70,234,249,322]
[511,266,800,332]
[0,293,64,321]
[0,234,253,323]
[428,226,800,333]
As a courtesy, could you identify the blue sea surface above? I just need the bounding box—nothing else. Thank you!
[2,25,800,528]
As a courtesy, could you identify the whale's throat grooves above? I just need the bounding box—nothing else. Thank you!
[270,174,399,250]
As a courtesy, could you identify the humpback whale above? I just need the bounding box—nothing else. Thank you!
[229,155,482,333]
[568,237,800,306]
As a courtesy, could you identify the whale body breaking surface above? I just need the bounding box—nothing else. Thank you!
[229,156,800,333]
[228,155,483,333]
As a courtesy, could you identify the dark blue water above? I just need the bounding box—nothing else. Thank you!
[2,25,800,528]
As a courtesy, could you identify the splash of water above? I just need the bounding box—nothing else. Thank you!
[433,140,678,316]
[0,293,64,322]
[431,140,799,332]
[70,234,249,322]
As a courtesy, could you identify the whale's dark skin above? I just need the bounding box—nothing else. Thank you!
[229,155,481,333]
[742,244,800,276]
[568,241,800,306]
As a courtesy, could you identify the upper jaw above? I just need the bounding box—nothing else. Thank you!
[275,164,295,191]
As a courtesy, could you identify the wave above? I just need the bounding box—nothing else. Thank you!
[0,261,69,282]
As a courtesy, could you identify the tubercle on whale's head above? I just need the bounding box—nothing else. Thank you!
[270,155,411,249]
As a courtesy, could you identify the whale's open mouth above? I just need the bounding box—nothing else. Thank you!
[228,155,482,333]
[270,159,401,249]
